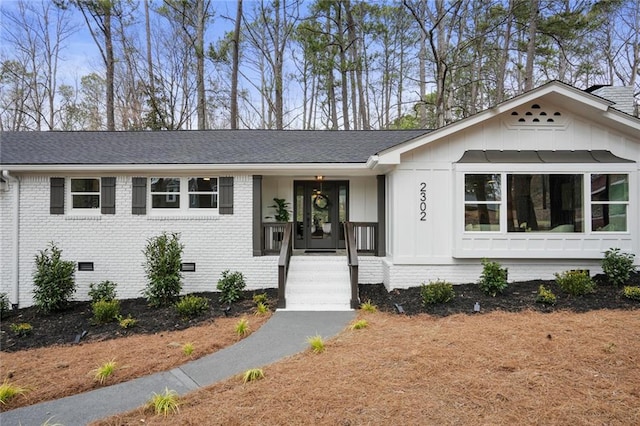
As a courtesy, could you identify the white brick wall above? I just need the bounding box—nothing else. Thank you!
[1,174,278,307]
[381,258,604,291]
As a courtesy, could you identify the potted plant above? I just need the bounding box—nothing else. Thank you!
[269,198,291,222]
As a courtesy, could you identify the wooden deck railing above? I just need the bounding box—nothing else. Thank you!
[351,222,378,254]
[263,222,288,254]
[277,222,293,309]
[344,222,360,309]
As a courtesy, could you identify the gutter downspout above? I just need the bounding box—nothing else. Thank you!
[2,170,20,308]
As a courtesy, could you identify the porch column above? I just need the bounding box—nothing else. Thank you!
[377,174,386,257]
[253,175,262,256]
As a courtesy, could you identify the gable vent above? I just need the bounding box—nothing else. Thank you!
[506,104,567,129]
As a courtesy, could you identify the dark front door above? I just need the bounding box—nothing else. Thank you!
[294,180,348,250]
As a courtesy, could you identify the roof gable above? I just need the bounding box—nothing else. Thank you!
[372,81,640,166]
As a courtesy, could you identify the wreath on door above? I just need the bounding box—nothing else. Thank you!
[313,193,330,210]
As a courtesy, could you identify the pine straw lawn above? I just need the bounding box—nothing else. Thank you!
[95,310,640,426]
[0,314,270,411]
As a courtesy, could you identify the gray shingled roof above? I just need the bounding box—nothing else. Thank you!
[0,130,430,166]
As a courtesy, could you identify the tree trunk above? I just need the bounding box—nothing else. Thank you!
[230,0,242,129]
[524,0,539,91]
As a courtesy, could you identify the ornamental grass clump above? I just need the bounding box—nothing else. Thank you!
[182,342,195,356]
[421,280,455,304]
[243,368,265,383]
[602,248,636,286]
[0,379,28,405]
[143,232,184,307]
[360,300,377,312]
[93,360,117,384]
[307,335,326,354]
[32,242,76,314]
[478,259,508,297]
[147,388,180,417]
[235,317,250,337]
[555,270,595,296]
[175,295,209,319]
[350,319,368,330]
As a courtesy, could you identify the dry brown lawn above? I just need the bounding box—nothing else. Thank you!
[91,309,640,426]
[0,314,269,411]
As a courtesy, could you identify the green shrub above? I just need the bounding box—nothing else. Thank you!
[478,259,508,297]
[182,342,195,356]
[88,280,118,302]
[602,248,636,286]
[555,270,595,296]
[117,314,137,329]
[217,270,246,304]
[622,286,640,301]
[32,242,76,314]
[143,232,184,307]
[421,280,455,305]
[10,323,33,337]
[175,295,209,318]
[0,292,9,318]
[92,299,120,324]
[536,285,557,305]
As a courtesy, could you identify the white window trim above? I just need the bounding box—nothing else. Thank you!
[67,177,101,216]
[149,177,219,216]
[454,164,636,259]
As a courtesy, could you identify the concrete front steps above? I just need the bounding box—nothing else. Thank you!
[281,255,352,311]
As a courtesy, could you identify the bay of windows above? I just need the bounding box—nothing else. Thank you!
[464,173,628,233]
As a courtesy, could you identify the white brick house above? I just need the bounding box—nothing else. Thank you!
[1,82,639,309]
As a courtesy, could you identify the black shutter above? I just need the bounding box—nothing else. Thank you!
[50,177,65,215]
[132,177,147,215]
[101,177,116,214]
[219,176,234,215]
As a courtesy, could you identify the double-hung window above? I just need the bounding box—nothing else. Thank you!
[70,178,100,211]
[591,174,629,232]
[150,177,218,213]
[464,174,501,231]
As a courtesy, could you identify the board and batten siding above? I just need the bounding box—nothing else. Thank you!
[382,104,640,289]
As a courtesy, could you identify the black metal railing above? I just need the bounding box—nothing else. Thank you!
[277,222,293,309]
[344,222,360,309]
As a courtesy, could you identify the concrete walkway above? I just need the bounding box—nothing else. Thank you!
[1,311,355,426]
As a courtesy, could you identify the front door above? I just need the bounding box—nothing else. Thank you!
[294,180,348,250]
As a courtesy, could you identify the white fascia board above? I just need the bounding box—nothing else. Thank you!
[1,162,373,175]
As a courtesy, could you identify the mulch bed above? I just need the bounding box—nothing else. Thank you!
[3,273,639,353]
[360,273,640,316]
[0,289,278,352]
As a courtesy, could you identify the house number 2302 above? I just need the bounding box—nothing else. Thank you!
[419,182,427,221]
